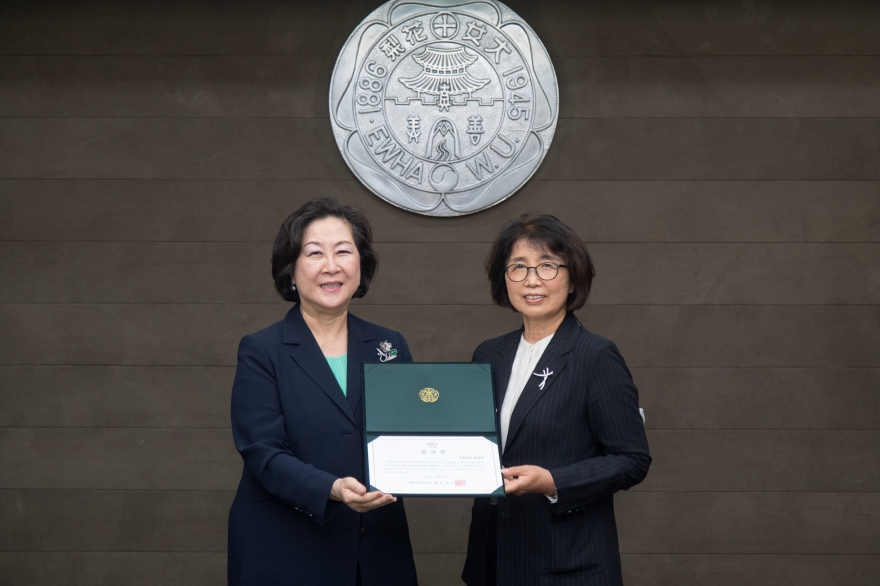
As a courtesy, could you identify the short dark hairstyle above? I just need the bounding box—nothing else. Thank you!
[271,197,378,303]
[485,213,595,312]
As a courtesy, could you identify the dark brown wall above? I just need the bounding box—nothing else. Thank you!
[1,1,879,584]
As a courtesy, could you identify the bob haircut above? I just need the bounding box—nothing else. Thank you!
[271,197,378,303]
[485,213,595,312]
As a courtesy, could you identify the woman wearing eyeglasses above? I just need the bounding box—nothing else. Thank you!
[461,214,651,586]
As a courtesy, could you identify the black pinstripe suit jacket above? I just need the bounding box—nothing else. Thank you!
[462,313,651,586]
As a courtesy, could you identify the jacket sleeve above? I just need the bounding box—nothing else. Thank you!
[549,339,651,514]
[230,334,340,526]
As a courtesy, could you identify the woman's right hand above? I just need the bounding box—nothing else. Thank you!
[330,477,397,513]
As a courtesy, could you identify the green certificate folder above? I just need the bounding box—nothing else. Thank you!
[363,362,505,497]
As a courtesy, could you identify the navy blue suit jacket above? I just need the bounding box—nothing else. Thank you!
[228,306,418,586]
[462,313,651,586]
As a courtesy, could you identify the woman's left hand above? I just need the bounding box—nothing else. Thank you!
[502,465,556,497]
[330,476,398,513]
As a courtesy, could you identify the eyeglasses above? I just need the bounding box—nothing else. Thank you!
[505,262,567,282]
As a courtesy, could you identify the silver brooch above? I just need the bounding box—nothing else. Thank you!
[532,367,553,390]
[377,340,398,362]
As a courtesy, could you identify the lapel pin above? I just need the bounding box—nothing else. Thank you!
[377,340,398,362]
[533,367,554,390]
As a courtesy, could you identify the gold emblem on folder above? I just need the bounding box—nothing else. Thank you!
[419,387,439,403]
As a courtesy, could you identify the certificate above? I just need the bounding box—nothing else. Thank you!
[362,362,504,496]
[367,435,503,495]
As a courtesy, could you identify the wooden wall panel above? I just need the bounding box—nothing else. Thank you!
[4,547,880,585]
[2,1,879,57]
[4,118,880,180]
[0,118,342,180]
[2,1,878,584]
[0,56,334,119]
[4,180,879,243]
[21,241,880,306]
[0,428,240,490]
[557,56,880,118]
[616,492,880,554]
[633,367,880,430]
[0,552,226,586]
[3,490,877,555]
[4,56,880,119]
[413,554,468,586]
[0,366,234,428]
[0,489,233,552]
[620,554,880,586]
[3,366,876,431]
[3,242,878,305]
[3,428,877,492]
[0,1,372,57]
[635,431,880,492]
[2,304,879,367]
[535,119,880,181]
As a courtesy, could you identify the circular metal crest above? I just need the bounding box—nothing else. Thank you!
[329,0,558,216]
[419,387,440,402]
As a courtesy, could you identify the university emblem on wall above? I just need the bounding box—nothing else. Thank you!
[330,0,558,216]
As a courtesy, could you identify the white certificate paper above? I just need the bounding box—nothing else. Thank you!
[367,435,503,495]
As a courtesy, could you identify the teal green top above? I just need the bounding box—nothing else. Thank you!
[325,354,348,396]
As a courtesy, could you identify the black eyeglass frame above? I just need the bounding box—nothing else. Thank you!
[504,262,568,282]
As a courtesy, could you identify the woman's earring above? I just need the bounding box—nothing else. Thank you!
[291,283,297,292]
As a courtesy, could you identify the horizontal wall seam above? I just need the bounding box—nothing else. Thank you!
[0,426,232,430]
[3,53,880,58]
[5,176,879,180]
[3,178,879,183]
[1,550,877,555]
[2,303,878,307]
[1,365,876,368]
[2,304,879,307]
[3,240,879,245]
[0,549,229,553]
[2,427,879,431]
[1,488,876,493]
[3,364,879,369]
[3,116,880,120]
[6,116,880,121]
[0,480,880,490]
[618,553,880,556]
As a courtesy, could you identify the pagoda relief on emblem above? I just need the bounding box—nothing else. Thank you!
[330,0,558,216]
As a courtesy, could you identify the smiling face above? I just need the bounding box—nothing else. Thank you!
[505,238,572,329]
[292,216,361,318]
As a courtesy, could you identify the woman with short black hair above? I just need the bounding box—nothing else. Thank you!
[462,213,651,586]
[228,197,418,586]
[270,198,378,303]
[483,213,595,312]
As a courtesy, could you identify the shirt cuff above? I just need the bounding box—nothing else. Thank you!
[545,489,558,503]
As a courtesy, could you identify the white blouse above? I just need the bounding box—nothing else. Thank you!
[499,333,554,453]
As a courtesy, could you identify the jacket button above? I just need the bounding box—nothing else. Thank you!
[500,509,511,520]
[360,527,368,538]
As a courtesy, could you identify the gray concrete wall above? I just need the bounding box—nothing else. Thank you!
[1,1,878,584]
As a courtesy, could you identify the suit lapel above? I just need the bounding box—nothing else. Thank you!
[505,314,581,451]
[493,330,521,409]
[345,314,377,417]
[284,306,357,426]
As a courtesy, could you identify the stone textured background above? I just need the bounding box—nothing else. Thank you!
[1,1,878,584]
